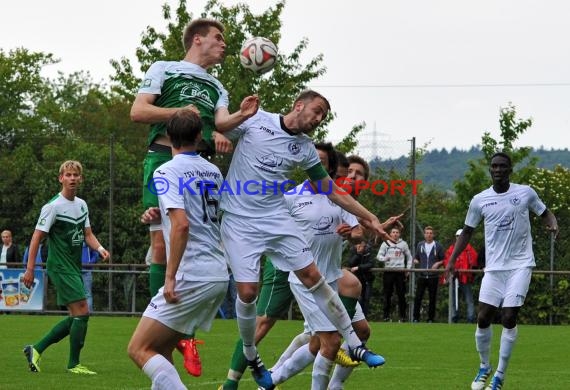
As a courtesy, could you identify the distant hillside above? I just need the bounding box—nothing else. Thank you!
[370,147,570,191]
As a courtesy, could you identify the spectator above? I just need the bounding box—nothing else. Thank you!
[23,238,49,270]
[1,230,20,268]
[413,226,445,323]
[82,241,99,312]
[347,240,375,316]
[377,226,413,322]
[442,229,479,323]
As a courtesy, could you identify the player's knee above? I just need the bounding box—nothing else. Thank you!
[501,310,517,329]
[296,263,323,288]
[338,270,362,298]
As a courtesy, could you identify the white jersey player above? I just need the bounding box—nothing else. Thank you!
[445,152,558,390]
[128,110,229,390]
[266,182,364,389]
[216,90,394,389]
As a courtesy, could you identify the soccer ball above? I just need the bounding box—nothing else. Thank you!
[239,37,278,74]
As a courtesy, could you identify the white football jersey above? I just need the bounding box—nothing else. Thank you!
[465,183,546,271]
[220,110,322,217]
[155,153,228,282]
[286,183,359,284]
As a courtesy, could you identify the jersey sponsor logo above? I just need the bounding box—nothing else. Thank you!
[482,201,498,209]
[180,84,214,106]
[71,226,85,246]
[254,153,283,173]
[497,215,514,230]
[312,216,333,232]
[260,125,274,136]
[302,247,311,253]
[288,142,301,155]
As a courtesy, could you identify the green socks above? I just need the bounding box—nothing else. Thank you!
[223,338,247,387]
[149,263,167,296]
[340,295,358,319]
[68,315,89,369]
[35,316,73,354]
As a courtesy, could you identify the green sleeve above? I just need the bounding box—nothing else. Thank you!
[305,163,328,181]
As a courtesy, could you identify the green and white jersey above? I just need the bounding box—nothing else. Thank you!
[35,193,90,274]
[221,110,325,217]
[286,183,358,284]
[139,60,229,146]
[154,153,228,282]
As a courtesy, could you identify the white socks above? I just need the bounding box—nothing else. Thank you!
[308,278,361,348]
[328,340,357,389]
[271,332,311,372]
[312,352,334,390]
[271,343,316,385]
[235,296,257,361]
[143,354,187,390]
[475,326,492,368]
[496,326,518,379]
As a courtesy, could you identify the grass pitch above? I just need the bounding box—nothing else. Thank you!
[1,315,569,389]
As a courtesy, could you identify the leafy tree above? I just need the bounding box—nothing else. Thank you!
[454,103,536,208]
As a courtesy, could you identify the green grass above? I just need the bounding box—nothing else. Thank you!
[1,315,569,389]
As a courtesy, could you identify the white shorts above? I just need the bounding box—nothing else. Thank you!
[479,267,533,308]
[221,212,314,283]
[143,280,227,335]
[291,281,339,333]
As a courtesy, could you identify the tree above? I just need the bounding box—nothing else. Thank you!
[454,103,536,208]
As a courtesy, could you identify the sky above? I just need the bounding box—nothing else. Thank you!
[2,0,569,159]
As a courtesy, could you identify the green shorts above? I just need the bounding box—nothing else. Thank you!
[143,150,172,209]
[256,259,294,318]
[48,270,86,306]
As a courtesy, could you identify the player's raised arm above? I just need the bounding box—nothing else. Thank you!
[214,95,260,133]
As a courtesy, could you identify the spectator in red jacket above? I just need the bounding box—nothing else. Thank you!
[442,229,478,323]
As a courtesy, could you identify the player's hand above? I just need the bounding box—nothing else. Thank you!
[213,131,233,154]
[546,224,559,239]
[141,207,161,225]
[240,95,260,119]
[336,223,352,239]
[368,218,391,242]
[163,277,179,304]
[184,104,201,115]
[381,214,404,231]
[23,269,35,289]
[99,248,110,262]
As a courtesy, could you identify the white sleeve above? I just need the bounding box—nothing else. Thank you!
[377,243,389,262]
[138,61,166,95]
[527,186,547,216]
[155,167,184,212]
[35,203,56,233]
[464,196,482,228]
